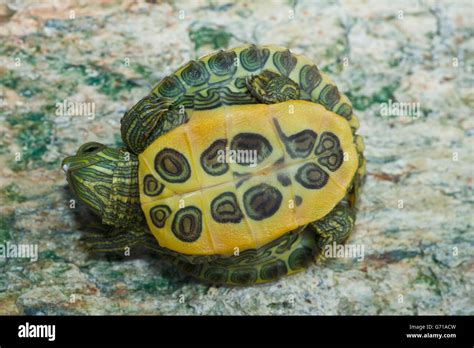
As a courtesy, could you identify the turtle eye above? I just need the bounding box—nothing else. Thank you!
[78,142,104,155]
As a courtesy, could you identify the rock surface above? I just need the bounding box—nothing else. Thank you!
[0,0,472,315]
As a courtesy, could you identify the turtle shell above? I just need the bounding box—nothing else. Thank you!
[121,44,361,154]
[138,100,358,256]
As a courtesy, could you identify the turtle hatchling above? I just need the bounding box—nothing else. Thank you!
[62,44,366,285]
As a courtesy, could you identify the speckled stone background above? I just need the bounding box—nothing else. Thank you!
[0,0,473,315]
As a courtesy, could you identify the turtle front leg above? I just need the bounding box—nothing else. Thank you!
[246,70,301,104]
[121,94,189,154]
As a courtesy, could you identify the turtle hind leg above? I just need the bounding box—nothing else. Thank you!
[308,203,356,261]
[175,227,316,286]
[246,70,301,104]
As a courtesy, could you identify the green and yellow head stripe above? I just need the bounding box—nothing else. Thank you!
[62,143,142,227]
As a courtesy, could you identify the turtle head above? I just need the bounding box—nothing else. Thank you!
[62,142,142,227]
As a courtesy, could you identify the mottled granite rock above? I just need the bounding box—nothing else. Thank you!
[0,0,472,315]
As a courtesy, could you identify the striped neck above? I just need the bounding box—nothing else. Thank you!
[101,155,144,228]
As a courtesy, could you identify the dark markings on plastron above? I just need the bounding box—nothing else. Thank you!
[287,129,317,158]
[200,139,228,176]
[211,192,243,223]
[288,247,313,270]
[295,163,329,189]
[294,195,303,206]
[318,152,343,172]
[149,205,171,228]
[230,268,258,285]
[230,133,272,165]
[204,267,229,283]
[273,118,317,159]
[314,132,344,172]
[171,206,202,242]
[243,183,283,221]
[143,174,164,196]
[277,173,291,187]
[260,260,288,280]
[235,173,251,189]
[233,171,248,177]
[154,148,191,183]
[315,132,340,155]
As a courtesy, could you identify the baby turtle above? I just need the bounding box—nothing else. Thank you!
[62,44,365,285]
